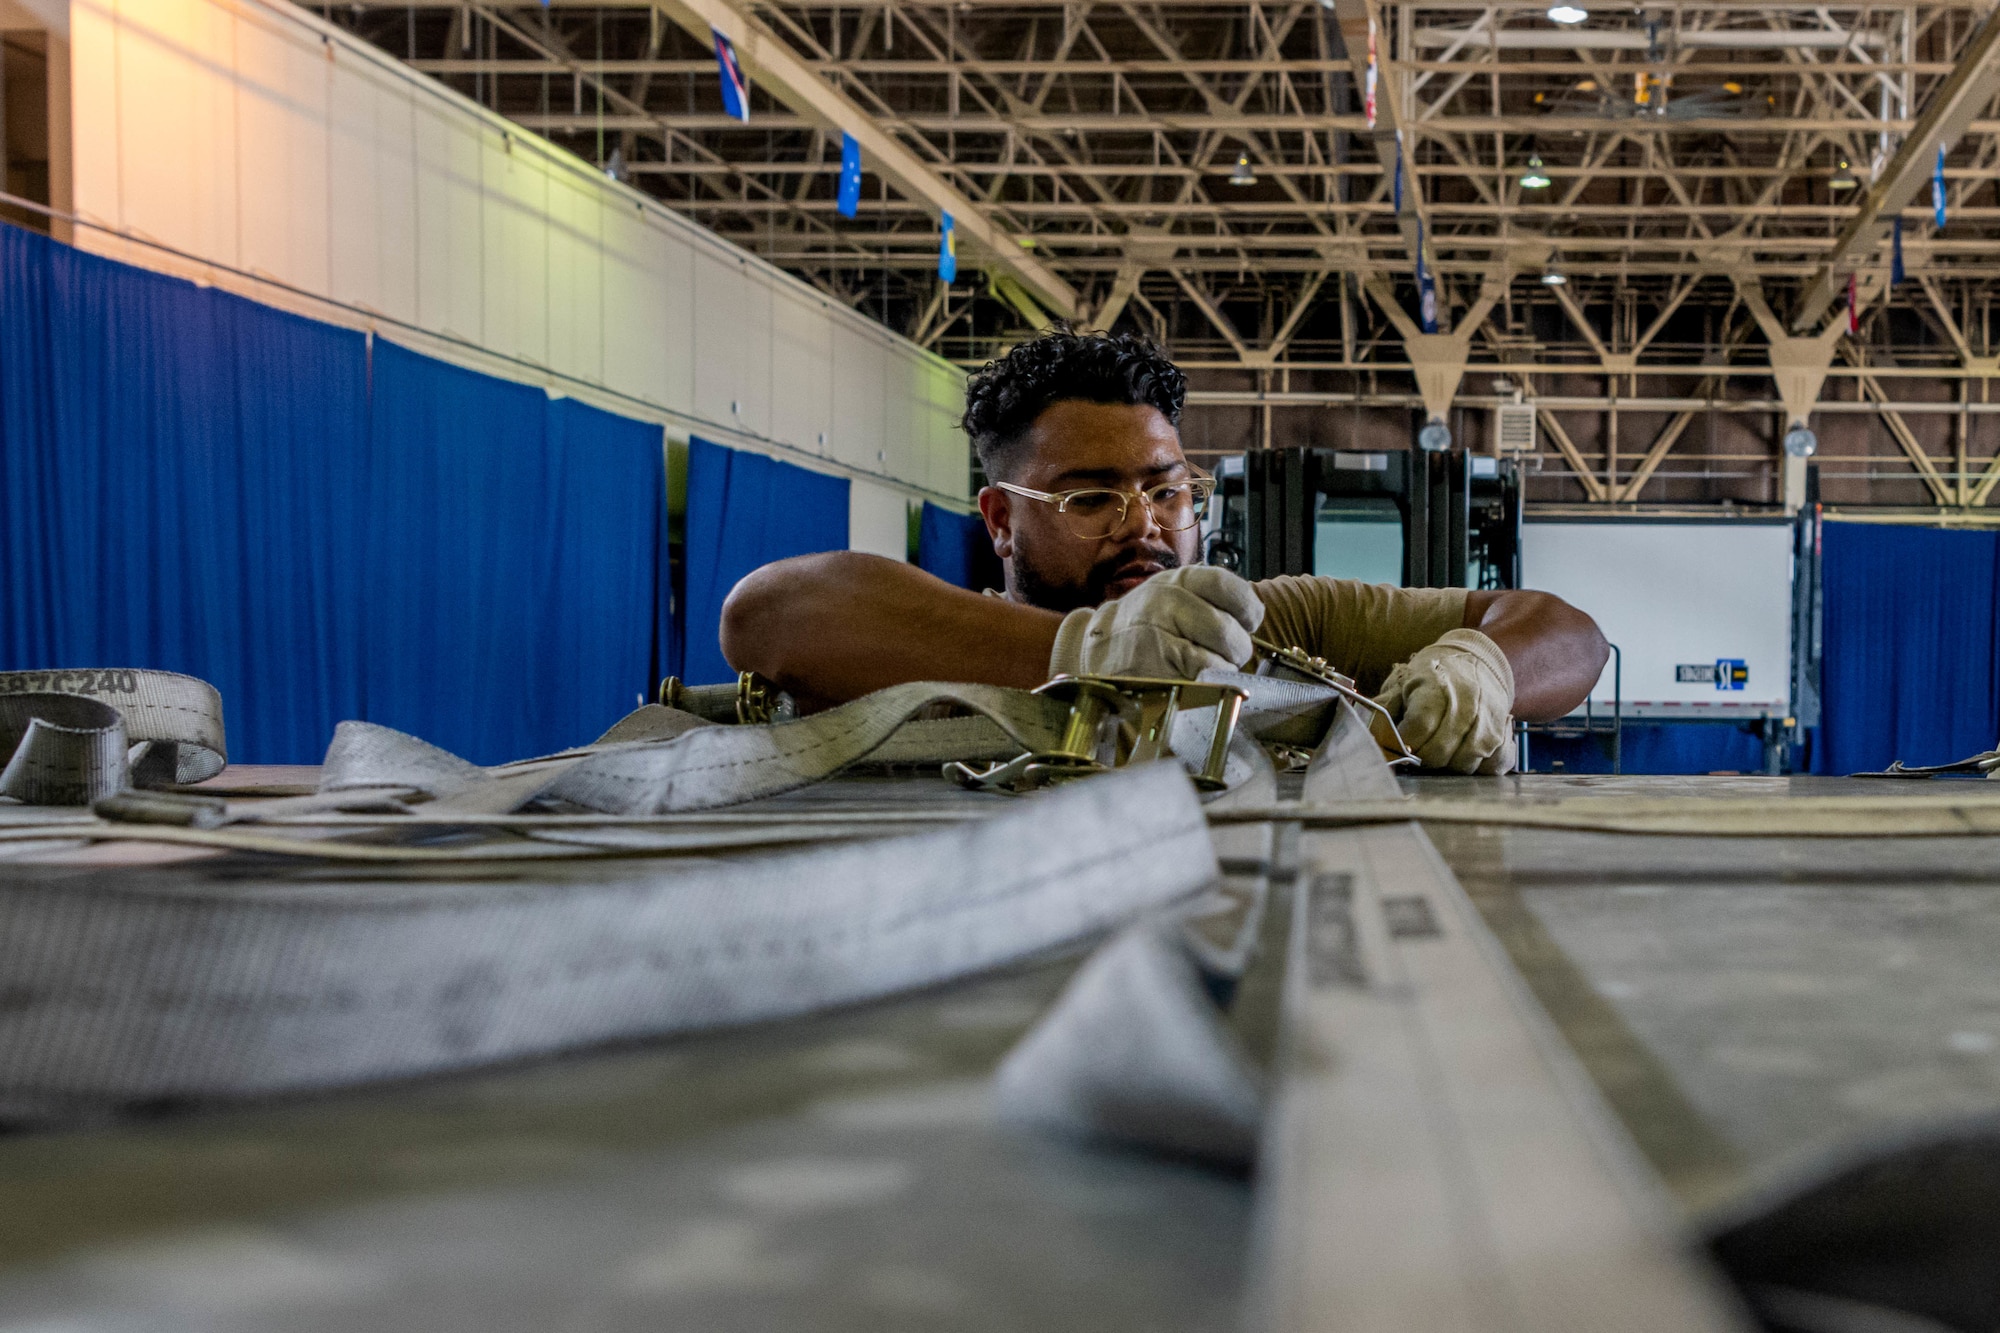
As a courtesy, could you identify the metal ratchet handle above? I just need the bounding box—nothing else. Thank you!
[1250,635,1422,769]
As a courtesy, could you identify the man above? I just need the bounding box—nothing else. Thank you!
[721,326,1607,773]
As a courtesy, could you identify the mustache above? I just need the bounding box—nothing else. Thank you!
[1086,544,1181,600]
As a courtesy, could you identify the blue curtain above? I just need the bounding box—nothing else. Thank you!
[1527,724,1769,776]
[916,501,996,590]
[681,437,850,684]
[1812,521,2000,774]
[0,220,671,765]
[0,221,370,763]
[365,343,670,764]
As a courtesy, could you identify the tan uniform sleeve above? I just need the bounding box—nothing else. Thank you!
[1252,576,1468,695]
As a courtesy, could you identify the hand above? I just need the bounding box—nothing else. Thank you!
[1050,567,1265,681]
[1372,628,1517,774]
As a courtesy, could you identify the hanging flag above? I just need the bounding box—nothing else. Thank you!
[837,132,863,219]
[1416,223,1438,334]
[1847,273,1859,335]
[1392,145,1403,215]
[713,29,750,123]
[1364,19,1378,129]
[1934,145,1947,230]
[938,213,957,283]
[1892,216,1906,284]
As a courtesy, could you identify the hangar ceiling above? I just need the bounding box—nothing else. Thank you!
[335,0,2000,510]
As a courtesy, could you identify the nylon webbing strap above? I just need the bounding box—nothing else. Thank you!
[0,670,226,802]
[0,762,1216,1120]
[318,673,1344,816]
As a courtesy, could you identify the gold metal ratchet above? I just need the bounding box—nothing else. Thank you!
[1250,635,1421,768]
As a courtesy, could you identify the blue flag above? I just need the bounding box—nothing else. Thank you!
[938,213,957,283]
[713,29,749,123]
[1892,216,1906,284]
[1415,222,1438,334]
[837,133,862,219]
[1393,152,1403,214]
[1934,145,1947,230]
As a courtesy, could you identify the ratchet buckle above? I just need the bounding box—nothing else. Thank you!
[946,674,1248,795]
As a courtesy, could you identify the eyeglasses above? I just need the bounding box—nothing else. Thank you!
[995,476,1215,540]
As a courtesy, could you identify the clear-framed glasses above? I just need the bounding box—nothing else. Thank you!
[995,476,1215,540]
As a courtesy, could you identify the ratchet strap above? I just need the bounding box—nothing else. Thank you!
[317,671,1343,817]
[1852,749,2000,779]
[0,669,225,804]
[0,666,1333,1118]
[0,762,1219,1119]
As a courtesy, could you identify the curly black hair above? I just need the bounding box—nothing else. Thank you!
[960,324,1186,481]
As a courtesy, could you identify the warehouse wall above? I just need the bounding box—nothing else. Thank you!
[54,0,968,552]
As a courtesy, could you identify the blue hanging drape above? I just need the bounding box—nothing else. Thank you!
[681,437,850,684]
[0,220,671,765]
[365,343,671,764]
[1526,724,1769,776]
[915,501,998,591]
[1812,521,2000,774]
[0,221,370,763]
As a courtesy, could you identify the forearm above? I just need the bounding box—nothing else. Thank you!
[1463,590,1608,722]
[720,552,1063,706]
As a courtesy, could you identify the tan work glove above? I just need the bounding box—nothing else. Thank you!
[1049,567,1265,681]
[1372,628,1517,775]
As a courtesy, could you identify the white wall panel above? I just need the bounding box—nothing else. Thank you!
[481,132,548,367]
[67,0,972,545]
[600,203,684,411]
[690,250,745,432]
[233,9,330,293]
[327,56,385,313]
[830,333,887,475]
[849,481,910,562]
[99,0,236,262]
[545,171,602,382]
[770,287,833,456]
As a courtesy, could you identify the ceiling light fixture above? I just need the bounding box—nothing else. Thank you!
[1541,268,1568,286]
[1829,157,1859,192]
[1547,4,1589,23]
[1520,154,1552,189]
[1229,153,1257,186]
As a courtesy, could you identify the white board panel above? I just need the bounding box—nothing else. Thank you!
[1522,521,1792,714]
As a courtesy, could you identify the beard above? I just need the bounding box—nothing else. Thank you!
[1011,537,1182,613]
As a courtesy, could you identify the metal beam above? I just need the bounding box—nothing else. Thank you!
[1329,0,1439,304]
[1854,365,1956,503]
[1617,411,1699,502]
[648,0,1078,317]
[1539,408,1610,502]
[1792,1,2000,330]
[1171,271,1250,359]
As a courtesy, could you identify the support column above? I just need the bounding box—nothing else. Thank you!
[1364,276,1501,448]
[1739,282,1845,514]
